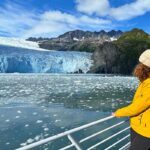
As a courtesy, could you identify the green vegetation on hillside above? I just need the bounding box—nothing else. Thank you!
[115,28,150,74]
[91,28,150,74]
[117,28,150,42]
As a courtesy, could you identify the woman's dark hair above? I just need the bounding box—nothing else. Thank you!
[133,63,150,82]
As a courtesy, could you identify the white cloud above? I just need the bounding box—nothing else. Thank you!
[76,0,150,21]
[24,11,111,37]
[76,0,110,16]
[110,0,150,20]
[0,2,39,37]
[3,0,149,38]
[0,2,111,38]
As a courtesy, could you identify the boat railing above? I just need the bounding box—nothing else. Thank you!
[16,115,130,150]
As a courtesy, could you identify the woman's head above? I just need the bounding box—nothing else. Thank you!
[133,63,150,82]
[133,49,150,82]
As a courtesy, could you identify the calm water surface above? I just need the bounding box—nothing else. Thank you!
[0,74,139,150]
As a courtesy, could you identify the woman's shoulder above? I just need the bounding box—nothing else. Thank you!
[142,78,150,88]
[143,78,150,83]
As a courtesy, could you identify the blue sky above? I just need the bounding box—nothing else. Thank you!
[0,0,150,38]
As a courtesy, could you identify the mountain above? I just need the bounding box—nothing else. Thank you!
[0,37,92,73]
[27,30,123,52]
[115,28,150,74]
[90,28,150,74]
[57,29,122,41]
[1,28,149,74]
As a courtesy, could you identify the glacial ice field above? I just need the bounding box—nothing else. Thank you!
[0,74,139,150]
[0,37,40,50]
[0,37,92,73]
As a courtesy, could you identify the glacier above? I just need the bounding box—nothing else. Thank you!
[0,37,40,50]
[0,37,93,73]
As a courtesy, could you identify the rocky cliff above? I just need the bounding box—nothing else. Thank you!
[89,42,120,74]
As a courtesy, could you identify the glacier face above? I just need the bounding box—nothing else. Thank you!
[0,44,93,73]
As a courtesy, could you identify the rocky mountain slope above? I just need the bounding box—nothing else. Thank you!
[27,30,123,52]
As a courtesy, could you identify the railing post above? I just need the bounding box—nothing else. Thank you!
[67,134,82,150]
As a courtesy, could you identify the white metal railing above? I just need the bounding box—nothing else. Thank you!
[16,115,130,150]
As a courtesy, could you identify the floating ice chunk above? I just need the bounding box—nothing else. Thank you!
[20,143,27,146]
[42,124,47,128]
[88,106,93,109]
[27,138,34,144]
[51,99,55,102]
[33,112,38,115]
[74,80,81,83]
[25,124,29,127]
[55,119,61,123]
[6,142,10,145]
[17,110,22,114]
[34,135,41,141]
[36,120,43,123]
[15,116,20,119]
[44,134,49,137]
[44,128,49,131]
[5,119,10,122]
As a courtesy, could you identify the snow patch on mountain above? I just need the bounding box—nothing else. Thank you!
[110,37,117,41]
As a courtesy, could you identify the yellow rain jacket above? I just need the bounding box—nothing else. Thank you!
[115,78,150,138]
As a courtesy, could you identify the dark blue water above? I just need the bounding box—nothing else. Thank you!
[0,74,139,150]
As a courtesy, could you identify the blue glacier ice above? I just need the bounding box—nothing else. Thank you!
[0,38,92,73]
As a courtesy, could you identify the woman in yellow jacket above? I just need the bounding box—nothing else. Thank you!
[113,49,150,150]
